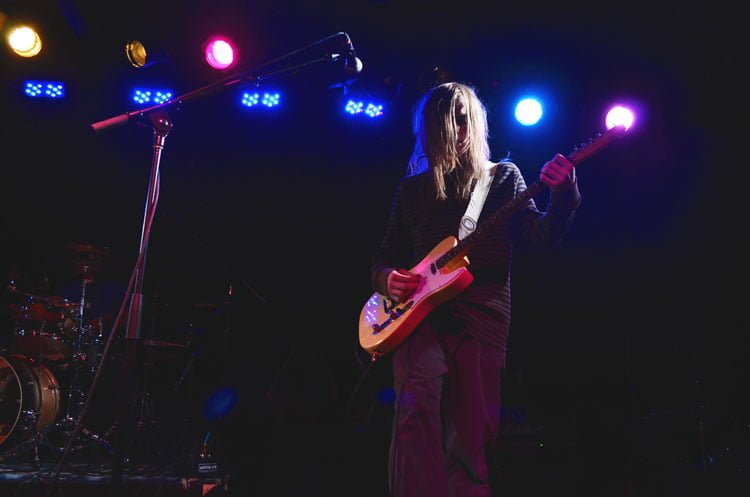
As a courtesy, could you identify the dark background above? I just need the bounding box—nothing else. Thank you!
[0,1,745,496]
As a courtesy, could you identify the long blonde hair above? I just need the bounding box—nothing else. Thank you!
[407,82,491,200]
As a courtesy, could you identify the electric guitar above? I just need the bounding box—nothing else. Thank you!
[358,124,628,357]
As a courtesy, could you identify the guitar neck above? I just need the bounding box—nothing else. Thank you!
[436,180,547,268]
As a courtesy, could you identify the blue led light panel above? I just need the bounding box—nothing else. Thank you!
[23,80,65,98]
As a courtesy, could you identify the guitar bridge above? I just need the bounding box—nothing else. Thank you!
[371,300,413,334]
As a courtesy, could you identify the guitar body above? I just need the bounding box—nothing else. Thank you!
[358,236,474,356]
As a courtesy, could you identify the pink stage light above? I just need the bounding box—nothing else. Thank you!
[204,37,235,70]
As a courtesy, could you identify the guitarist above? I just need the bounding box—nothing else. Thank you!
[370,81,581,497]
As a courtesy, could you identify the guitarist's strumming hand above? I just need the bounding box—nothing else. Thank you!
[540,153,576,192]
[386,268,421,303]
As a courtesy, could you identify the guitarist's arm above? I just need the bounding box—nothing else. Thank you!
[542,153,582,210]
[515,155,582,249]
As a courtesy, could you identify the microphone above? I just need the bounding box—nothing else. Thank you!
[345,54,364,74]
[339,32,363,74]
[344,55,364,74]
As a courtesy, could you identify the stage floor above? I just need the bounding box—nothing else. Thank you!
[0,459,227,496]
[0,442,742,497]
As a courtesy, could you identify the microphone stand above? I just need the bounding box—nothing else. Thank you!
[81,32,360,497]
[109,110,171,497]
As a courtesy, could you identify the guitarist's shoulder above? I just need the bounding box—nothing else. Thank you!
[492,160,521,182]
[399,169,431,191]
[495,160,518,170]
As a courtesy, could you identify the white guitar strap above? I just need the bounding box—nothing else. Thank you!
[458,161,497,240]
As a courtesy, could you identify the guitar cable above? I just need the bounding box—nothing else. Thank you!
[344,338,381,425]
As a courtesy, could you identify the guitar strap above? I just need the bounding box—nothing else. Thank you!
[458,161,497,240]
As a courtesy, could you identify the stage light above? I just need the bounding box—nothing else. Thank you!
[124,39,170,69]
[345,99,364,115]
[240,90,281,108]
[344,98,385,119]
[131,87,174,105]
[7,25,42,58]
[261,92,280,107]
[23,80,64,98]
[241,92,260,107]
[605,105,635,131]
[514,97,543,126]
[124,39,148,68]
[204,36,236,70]
[364,103,384,118]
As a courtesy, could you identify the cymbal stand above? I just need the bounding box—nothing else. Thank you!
[65,272,90,420]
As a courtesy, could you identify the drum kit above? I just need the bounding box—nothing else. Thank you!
[0,243,116,462]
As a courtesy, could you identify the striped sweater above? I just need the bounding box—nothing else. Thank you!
[370,161,581,356]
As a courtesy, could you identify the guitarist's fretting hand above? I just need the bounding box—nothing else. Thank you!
[386,268,421,303]
[540,153,576,192]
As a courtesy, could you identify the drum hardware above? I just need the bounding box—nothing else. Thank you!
[65,242,108,281]
[0,275,116,462]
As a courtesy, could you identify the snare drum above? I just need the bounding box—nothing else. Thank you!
[0,354,60,448]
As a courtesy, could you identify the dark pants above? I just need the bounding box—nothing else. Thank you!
[388,321,504,497]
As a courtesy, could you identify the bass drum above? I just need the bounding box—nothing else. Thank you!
[0,354,60,449]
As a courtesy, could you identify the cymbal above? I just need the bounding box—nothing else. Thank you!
[44,294,79,309]
[67,242,108,263]
[6,287,78,323]
[8,302,70,323]
[65,242,109,279]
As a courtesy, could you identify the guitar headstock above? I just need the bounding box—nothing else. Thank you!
[567,124,627,165]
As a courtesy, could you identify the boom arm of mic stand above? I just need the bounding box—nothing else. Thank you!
[90,32,355,133]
